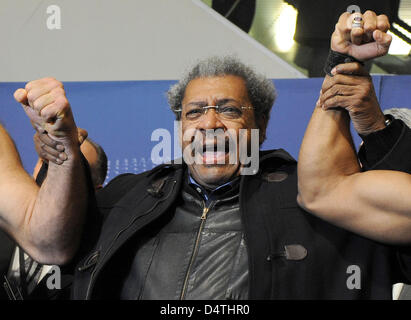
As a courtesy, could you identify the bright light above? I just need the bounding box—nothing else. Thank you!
[388,23,411,55]
[273,3,297,52]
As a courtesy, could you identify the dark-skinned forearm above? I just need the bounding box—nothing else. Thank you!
[26,142,88,265]
[297,94,360,209]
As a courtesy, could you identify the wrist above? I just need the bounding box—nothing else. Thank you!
[356,114,387,136]
[324,50,365,76]
[47,129,79,148]
[358,115,403,168]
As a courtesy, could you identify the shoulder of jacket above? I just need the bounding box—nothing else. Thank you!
[260,148,297,168]
[96,162,184,205]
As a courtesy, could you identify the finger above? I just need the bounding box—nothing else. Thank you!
[320,84,355,105]
[41,142,64,159]
[34,133,61,158]
[31,92,56,114]
[34,135,67,163]
[14,88,28,105]
[331,62,369,77]
[315,96,322,109]
[373,29,392,55]
[33,133,44,157]
[322,73,362,93]
[38,97,70,124]
[37,132,65,151]
[40,146,67,165]
[336,12,352,41]
[26,78,63,106]
[36,150,63,164]
[350,13,364,45]
[76,128,88,144]
[376,14,390,33]
[322,95,353,110]
[321,75,338,95]
[25,77,62,94]
[32,87,65,114]
[363,11,377,43]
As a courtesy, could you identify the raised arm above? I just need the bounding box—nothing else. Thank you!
[297,12,411,244]
[298,65,411,244]
[0,78,89,264]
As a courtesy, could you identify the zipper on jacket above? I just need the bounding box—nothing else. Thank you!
[85,179,177,299]
[180,200,216,300]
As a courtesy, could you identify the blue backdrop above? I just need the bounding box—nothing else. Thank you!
[1,76,410,184]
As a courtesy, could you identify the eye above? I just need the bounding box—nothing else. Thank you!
[219,106,242,118]
[185,108,203,119]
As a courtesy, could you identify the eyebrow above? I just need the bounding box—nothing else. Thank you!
[185,98,239,107]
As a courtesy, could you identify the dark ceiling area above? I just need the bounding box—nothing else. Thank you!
[203,0,411,77]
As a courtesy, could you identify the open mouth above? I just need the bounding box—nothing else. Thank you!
[201,139,231,164]
[183,129,239,166]
[191,137,237,165]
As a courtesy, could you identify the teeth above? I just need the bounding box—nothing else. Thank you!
[203,151,227,163]
[203,151,226,155]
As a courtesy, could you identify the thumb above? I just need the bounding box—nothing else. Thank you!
[13,88,28,105]
[373,30,392,51]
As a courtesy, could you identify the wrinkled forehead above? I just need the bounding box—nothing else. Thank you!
[182,75,250,106]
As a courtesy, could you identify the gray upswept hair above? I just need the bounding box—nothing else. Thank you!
[384,108,411,128]
[167,56,277,126]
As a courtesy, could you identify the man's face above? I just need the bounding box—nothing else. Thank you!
[180,75,262,189]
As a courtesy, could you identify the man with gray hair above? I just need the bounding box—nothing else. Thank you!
[2,10,411,299]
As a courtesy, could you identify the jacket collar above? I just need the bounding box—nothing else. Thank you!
[147,149,296,185]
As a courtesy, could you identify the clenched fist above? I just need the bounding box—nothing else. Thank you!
[13,77,78,146]
[331,11,392,61]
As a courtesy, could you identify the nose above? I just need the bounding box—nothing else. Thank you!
[197,108,225,130]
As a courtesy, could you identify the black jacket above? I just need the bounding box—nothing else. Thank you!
[72,118,411,299]
[0,231,14,300]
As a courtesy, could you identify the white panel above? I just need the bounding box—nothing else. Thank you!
[0,0,305,81]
